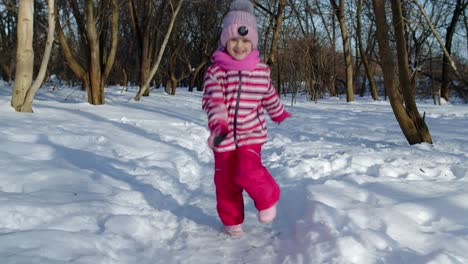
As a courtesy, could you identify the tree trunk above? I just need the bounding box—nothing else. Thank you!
[19,0,56,112]
[357,0,378,100]
[464,8,468,56]
[331,0,354,102]
[414,0,468,96]
[11,0,34,111]
[267,0,286,67]
[429,46,440,105]
[372,0,432,145]
[56,9,90,99]
[1,63,14,82]
[440,0,466,101]
[314,0,337,96]
[86,0,104,104]
[120,67,128,87]
[391,0,432,143]
[134,0,184,101]
[165,79,171,94]
[329,11,337,97]
[101,0,119,91]
[129,0,166,97]
[170,74,177,95]
[139,18,155,96]
[56,0,119,105]
[167,55,177,96]
[189,61,207,92]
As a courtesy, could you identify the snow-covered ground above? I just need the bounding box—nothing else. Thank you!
[1,81,467,264]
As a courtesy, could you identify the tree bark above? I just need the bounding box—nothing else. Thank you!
[391,0,432,143]
[86,0,103,104]
[413,0,468,97]
[134,0,183,101]
[1,63,14,82]
[440,0,467,101]
[315,0,337,96]
[188,61,207,92]
[55,7,90,99]
[129,0,161,95]
[56,0,119,105]
[372,0,432,145]
[11,0,34,111]
[357,0,378,100]
[0,2,16,83]
[266,0,286,67]
[101,0,119,91]
[330,0,354,102]
[19,0,56,112]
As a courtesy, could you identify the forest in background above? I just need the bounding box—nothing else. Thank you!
[1,0,468,101]
[1,0,468,144]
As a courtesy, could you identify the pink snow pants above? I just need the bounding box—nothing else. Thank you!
[213,144,280,226]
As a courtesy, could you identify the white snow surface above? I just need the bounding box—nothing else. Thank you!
[0,81,467,264]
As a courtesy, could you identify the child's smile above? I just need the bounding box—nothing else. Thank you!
[227,37,253,61]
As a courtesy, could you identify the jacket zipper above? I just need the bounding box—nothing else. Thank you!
[257,108,264,130]
[233,71,242,148]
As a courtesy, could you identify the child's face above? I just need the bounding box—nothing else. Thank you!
[226,37,253,61]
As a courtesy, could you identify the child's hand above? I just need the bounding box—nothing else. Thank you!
[272,110,292,124]
[208,122,229,149]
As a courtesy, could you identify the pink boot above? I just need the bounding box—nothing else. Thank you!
[258,203,277,223]
[224,224,243,236]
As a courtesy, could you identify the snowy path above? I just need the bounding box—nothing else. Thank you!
[0,84,467,263]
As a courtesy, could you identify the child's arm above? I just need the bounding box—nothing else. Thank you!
[262,80,291,124]
[202,72,229,147]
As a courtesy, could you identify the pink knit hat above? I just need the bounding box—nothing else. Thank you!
[220,0,258,49]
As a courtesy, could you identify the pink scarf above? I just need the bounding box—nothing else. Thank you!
[212,50,260,71]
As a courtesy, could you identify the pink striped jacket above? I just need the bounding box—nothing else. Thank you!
[202,62,286,152]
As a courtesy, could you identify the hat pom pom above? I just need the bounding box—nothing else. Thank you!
[230,0,254,14]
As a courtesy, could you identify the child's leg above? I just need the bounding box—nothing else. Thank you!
[235,144,280,211]
[213,150,245,226]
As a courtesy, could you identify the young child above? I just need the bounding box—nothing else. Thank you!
[202,0,291,236]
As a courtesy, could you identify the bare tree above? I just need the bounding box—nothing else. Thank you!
[357,0,378,100]
[55,0,119,105]
[134,0,184,101]
[314,0,338,97]
[282,1,333,101]
[127,0,168,96]
[252,0,287,95]
[11,0,55,112]
[2,0,466,106]
[413,0,468,100]
[330,0,354,102]
[439,0,468,101]
[11,0,33,110]
[465,7,468,56]
[264,0,286,67]
[165,30,191,95]
[185,0,222,92]
[372,0,432,145]
[0,0,16,82]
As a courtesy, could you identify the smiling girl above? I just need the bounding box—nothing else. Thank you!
[202,0,291,236]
